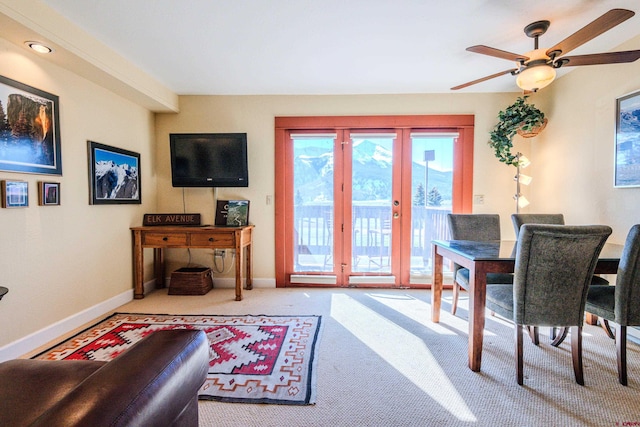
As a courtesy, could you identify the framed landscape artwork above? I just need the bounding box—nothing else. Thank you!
[615,90,640,187]
[88,141,140,205]
[0,75,62,175]
[1,180,29,208]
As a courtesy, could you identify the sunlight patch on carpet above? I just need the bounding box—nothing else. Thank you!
[330,293,476,422]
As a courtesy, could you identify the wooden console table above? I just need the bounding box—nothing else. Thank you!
[131,225,253,301]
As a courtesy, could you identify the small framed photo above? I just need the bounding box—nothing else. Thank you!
[215,199,250,226]
[38,181,60,206]
[88,141,141,205]
[615,90,640,187]
[1,180,29,208]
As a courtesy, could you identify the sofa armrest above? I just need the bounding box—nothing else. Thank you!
[30,329,209,427]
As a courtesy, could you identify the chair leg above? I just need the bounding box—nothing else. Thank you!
[516,324,524,385]
[617,325,628,386]
[571,326,584,385]
[526,326,539,345]
[550,327,569,347]
[601,318,615,340]
[451,282,460,315]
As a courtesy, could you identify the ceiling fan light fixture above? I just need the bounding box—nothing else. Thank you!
[516,63,556,91]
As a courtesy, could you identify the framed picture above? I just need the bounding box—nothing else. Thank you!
[215,199,250,226]
[88,141,140,204]
[1,180,29,208]
[615,90,640,187]
[38,181,60,206]
[0,75,62,175]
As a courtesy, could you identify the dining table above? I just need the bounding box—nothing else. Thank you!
[430,239,624,372]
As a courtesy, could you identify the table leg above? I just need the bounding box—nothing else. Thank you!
[245,242,253,290]
[235,235,243,301]
[468,265,487,372]
[153,248,165,289]
[431,245,443,323]
[585,312,598,325]
[133,230,144,299]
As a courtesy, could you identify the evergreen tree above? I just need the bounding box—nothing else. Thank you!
[0,101,7,131]
[428,186,442,207]
[414,183,425,206]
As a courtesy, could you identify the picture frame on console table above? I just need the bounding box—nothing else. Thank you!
[88,141,141,204]
[215,200,250,226]
[615,90,640,188]
[0,75,62,175]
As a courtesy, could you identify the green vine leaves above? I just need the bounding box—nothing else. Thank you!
[489,96,546,166]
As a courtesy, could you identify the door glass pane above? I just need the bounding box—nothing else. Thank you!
[292,135,335,272]
[410,135,454,277]
[351,136,394,273]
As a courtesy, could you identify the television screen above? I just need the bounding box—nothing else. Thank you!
[169,133,249,187]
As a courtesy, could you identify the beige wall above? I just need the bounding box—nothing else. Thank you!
[155,93,540,280]
[0,38,157,349]
[531,34,640,242]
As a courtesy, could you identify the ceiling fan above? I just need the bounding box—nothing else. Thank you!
[451,8,640,92]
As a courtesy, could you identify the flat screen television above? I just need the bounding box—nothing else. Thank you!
[169,133,249,187]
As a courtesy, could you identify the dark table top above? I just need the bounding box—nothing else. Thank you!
[432,240,624,262]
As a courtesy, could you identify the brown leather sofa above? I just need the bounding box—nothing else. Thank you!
[0,329,209,427]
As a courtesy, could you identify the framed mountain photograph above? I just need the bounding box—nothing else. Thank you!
[615,90,640,188]
[0,75,62,175]
[88,141,140,204]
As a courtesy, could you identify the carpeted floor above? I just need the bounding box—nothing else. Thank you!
[101,287,640,426]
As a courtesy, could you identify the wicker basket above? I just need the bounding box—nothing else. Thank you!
[169,267,213,295]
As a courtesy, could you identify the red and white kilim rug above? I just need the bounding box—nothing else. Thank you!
[33,313,323,405]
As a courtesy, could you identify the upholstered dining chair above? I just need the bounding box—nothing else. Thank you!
[585,224,640,385]
[447,214,513,315]
[485,224,612,385]
[511,213,610,344]
[511,213,609,284]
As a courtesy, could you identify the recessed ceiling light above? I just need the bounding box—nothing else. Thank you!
[25,41,54,54]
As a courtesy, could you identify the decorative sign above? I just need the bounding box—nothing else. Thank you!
[143,213,201,226]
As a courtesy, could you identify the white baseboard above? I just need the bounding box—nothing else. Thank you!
[0,282,156,362]
[208,277,276,288]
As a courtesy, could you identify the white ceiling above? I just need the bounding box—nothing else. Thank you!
[25,0,640,95]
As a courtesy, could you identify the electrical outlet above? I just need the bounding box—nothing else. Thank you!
[474,194,485,205]
[266,195,273,205]
[214,249,225,258]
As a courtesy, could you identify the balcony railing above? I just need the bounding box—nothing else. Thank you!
[294,204,451,273]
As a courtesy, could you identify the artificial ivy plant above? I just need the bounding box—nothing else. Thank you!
[489,96,546,166]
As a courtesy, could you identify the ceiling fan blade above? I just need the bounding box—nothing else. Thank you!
[467,45,528,62]
[451,69,517,90]
[560,50,640,67]
[546,9,635,57]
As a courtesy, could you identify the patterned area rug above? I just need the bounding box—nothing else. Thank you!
[33,313,323,405]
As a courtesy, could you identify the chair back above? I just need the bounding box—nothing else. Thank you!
[511,213,564,238]
[514,224,611,326]
[447,214,500,241]
[615,224,640,325]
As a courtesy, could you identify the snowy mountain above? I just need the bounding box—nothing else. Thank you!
[94,160,138,199]
[294,140,452,204]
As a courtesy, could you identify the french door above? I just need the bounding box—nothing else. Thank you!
[275,116,474,288]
